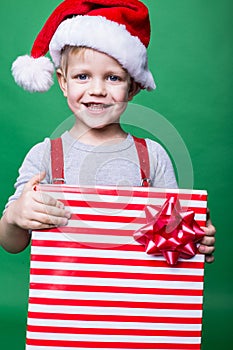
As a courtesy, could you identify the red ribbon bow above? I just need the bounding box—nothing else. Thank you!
[134,196,205,266]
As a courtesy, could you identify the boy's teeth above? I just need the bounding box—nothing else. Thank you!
[88,103,104,110]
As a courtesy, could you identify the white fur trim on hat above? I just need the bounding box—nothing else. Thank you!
[49,16,156,91]
[12,55,54,92]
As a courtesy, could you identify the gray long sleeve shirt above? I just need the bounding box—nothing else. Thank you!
[6,132,177,207]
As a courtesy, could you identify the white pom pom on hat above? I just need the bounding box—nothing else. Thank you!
[12,0,156,93]
[12,55,54,92]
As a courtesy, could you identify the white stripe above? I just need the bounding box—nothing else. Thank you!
[29,275,203,290]
[70,207,146,217]
[68,213,205,224]
[30,246,205,263]
[27,318,202,330]
[179,200,206,208]
[194,213,206,222]
[29,289,203,304]
[33,232,135,245]
[67,220,142,230]
[33,224,206,244]
[34,222,140,231]
[26,347,86,350]
[45,191,156,203]
[67,203,207,215]
[26,331,201,343]
[30,261,204,276]
[28,304,202,318]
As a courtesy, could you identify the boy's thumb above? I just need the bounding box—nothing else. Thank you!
[23,172,46,192]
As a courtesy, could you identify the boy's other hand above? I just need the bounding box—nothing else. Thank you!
[6,172,71,230]
[199,208,216,263]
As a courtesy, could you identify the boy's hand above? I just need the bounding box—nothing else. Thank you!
[6,172,71,230]
[199,208,216,263]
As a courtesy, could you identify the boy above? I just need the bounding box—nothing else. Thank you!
[0,0,215,259]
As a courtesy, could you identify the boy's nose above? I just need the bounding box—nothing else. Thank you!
[88,78,107,97]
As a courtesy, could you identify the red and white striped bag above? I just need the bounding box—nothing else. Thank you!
[26,185,207,350]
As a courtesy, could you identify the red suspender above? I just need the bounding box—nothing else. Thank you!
[132,136,151,187]
[50,136,151,186]
[50,137,65,184]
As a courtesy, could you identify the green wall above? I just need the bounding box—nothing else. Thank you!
[0,0,232,349]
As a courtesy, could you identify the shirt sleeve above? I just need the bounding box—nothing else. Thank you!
[146,139,178,189]
[5,138,51,209]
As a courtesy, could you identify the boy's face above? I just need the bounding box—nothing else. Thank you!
[57,48,137,133]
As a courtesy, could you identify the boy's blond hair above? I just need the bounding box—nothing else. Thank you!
[59,46,132,82]
[59,46,87,77]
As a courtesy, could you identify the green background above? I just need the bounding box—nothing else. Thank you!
[0,0,232,349]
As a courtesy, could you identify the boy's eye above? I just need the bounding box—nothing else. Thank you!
[107,75,120,82]
[76,74,88,80]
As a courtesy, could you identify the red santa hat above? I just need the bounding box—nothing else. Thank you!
[12,0,156,93]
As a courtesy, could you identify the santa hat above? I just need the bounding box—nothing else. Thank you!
[12,0,156,93]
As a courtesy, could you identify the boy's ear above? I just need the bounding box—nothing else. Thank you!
[56,68,67,97]
[128,79,140,101]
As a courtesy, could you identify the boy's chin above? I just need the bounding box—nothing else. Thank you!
[89,122,119,130]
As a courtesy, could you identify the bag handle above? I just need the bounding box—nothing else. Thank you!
[50,136,151,186]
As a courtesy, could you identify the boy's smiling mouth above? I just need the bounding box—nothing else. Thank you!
[83,102,112,111]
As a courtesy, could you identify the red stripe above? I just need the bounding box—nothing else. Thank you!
[27,311,202,324]
[195,221,206,227]
[69,213,147,224]
[27,325,201,337]
[29,297,202,310]
[57,199,207,214]
[30,268,204,282]
[36,184,207,202]
[31,239,144,251]
[177,207,206,215]
[26,338,201,349]
[68,213,205,224]
[60,200,149,211]
[30,283,203,296]
[30,254,204,269]
[31,240,205,259]
[39,224,206,237]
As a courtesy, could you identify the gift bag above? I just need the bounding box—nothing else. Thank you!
[26,185,207,350]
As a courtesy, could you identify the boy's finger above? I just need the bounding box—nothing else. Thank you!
[200,235,215,247]
[23,172,46,192]
[29,216,69,230]
[35,192,65,209]
[33,201,71,219]
[198,244,215,254]
[56,200,65,209]
[201,224,216,236]
[204,254,215,263]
